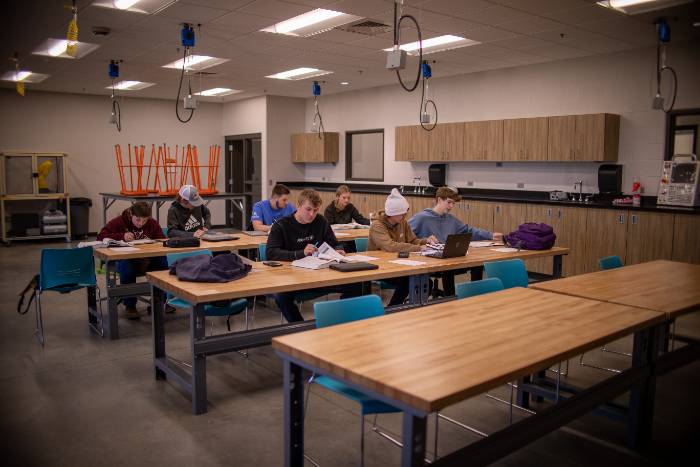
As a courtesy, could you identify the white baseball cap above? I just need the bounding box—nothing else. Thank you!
[178,184,203,207]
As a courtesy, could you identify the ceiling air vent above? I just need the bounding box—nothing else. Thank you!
[335,20,391,37]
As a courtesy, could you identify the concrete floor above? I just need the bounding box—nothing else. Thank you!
[1,240,699,467]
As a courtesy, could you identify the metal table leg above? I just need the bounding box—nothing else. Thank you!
[191,304,208,415]
[401,412,427,467]
[106,261,119,340]
[552,254,563,278]
[152,286,166,380]
[408,274,429,306]
[283,359,305,467]
[627,325,659,449]
[102,196,117,226]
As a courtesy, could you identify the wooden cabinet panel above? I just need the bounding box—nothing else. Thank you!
[526,204,557,274]
[395,126,427,161]
[503,118,548,161]
[547,116,576,161]
[672,214,700,264]
[625,211,673,265]
[584,208,627,273]
[464,120,502,161]
[291,133,339,163]
[395,126,412,161]
[493,202,528,236]
[575,114,619,161]
[438,123,465,161]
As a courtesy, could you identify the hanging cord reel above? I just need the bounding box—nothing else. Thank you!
[420,61,438,131]
[175,23,197,123]
[109,60,122,132]
[311,80,325,139]
[653,18,677,114]
[390,0,423,93]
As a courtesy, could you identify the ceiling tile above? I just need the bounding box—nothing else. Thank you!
[158,2,230,23]
[239,0,314,20]
[209,11,278,34]
[498,14,565,34]
[490,0,584,15]
[463,26,519,42]
[520,43,591,60]
[489,34,555,50]
[326,0,394,17]
[420,0,494,18]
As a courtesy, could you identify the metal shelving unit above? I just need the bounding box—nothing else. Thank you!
[0,151,71,245]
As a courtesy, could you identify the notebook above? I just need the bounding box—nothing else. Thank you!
[329,262,378,272]
[421,233,472,259]
[241,230,268,236]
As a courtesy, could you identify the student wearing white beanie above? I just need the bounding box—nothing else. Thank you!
[368,188,438,305]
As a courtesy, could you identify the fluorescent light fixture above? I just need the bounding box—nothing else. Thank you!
[1,71,50,83]
[266,67,333,80]
[114,0,140,9]
[383,35,480,56]
[261,8,363,37]
[340,81,349,85]
[195,87,242,97]
[162,55,229,71]
[596,0,692,14]
[106,80,155,90]
[33,38,100,59]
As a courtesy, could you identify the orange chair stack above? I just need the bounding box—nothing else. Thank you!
[115,144,149,196]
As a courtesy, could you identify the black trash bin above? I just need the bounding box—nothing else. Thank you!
[70,197,92,240]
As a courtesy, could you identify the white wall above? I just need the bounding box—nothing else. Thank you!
[302,41,700,196]
[0,90,224,233]
[266,96,306,194]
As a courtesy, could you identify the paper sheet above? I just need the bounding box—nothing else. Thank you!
[109,247,139,252]
[389,259,426,266]
[346,254,379,262]
[470,241,502,248]
[492,247,519,253]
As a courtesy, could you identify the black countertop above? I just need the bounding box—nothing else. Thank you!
[281,181,700,215]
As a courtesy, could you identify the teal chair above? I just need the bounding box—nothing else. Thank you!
[309,295,403,466]
[456,277,504,299]
[166,250,249,333]
[35,247,103,345]
[257,243,267,261]
[483,259,528,289]
[354,237,368,252]
[161,226,169,238]
[599,255,623,270]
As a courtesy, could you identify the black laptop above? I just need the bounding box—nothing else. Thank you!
[423,233,472,259]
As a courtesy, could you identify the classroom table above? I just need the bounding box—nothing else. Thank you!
[272,287,666,467]
[147,246,568,414]
[99,192,248,225]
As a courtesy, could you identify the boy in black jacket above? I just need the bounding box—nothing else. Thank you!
[267,189,363,322]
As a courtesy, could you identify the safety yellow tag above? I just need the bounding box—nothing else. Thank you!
[16,81,25,96]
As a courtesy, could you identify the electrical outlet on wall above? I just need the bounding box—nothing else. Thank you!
[269,179,273,186]
[322,176,327,181]
[517,182,525,189]
[467,181,474,187]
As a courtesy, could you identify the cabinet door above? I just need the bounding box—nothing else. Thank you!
[291,135,306,163]
[625,212,674,265]
[503,118,526,161]
[395,126,416,161]
[672,214,700,264]
[584,208,627,273]
[575,114,619,162]
[439,123,465,161]
[493,202,527,236]
[463,200,495,232]
[321,132,339,163]
[464,120,502,161]
[407,195,433,216]
[548,116,576,161]
[526,204,557,274]
[503,118,547,161]
[555,206,588,276]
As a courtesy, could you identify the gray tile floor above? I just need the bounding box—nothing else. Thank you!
[1,240,699,466]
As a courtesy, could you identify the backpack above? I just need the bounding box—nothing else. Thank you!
[17,274,40,315]
[169,253,252,282]
[504,223,556,250]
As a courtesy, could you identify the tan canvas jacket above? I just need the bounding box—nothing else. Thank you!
[368,211,426,253]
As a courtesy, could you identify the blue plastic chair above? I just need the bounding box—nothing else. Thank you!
[166,250,248,332]
[599,255,623,270]
[310,295,402,465]
[257,243,266,261]
[456,278,504,299]
[161,227,169,238]
[354,237,368,252]
[35,247,102,345]
[483,259,528,289]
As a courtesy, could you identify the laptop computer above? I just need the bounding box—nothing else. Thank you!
[423,233,472,259]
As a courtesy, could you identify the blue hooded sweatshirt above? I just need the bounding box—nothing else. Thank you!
[408,208,492,243]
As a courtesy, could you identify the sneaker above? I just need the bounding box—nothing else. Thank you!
[125,306,140,320]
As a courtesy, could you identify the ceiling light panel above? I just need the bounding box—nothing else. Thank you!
[1,71,50,83]
[383,35,480,55]
[596,0,692,14]
[32,38,100,59]
[92,0,166,14]
[162,55,229,71]
[195,88,242,97]
[261,8,364,37]
[106,80,155,90]
[266,67,333,80]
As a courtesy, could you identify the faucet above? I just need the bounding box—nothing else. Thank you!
[574,180,583,202]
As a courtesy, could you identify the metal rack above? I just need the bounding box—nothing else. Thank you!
[0,151,71,244]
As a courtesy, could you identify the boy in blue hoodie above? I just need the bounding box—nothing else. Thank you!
[408,187,503,296]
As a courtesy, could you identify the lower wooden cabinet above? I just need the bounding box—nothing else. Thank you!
[672,214,700,264]
[625,211,673,265]
[583,208,627,273]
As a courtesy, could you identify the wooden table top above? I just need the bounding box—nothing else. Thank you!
[92,236,267,261]
[532,260,700,319]
[272,287,664,414]
[330,229,369,240]
[147,247,569,304]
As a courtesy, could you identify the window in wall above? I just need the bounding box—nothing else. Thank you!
[346,129,384,181]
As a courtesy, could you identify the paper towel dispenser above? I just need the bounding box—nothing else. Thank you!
[428,164,446,187]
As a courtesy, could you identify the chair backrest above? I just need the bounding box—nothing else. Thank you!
[484,259,528,289]
[314,294,384,328]
[354,237,368,253]
[599,255,623,270]
[166,249,212,267]
[456,278,504,299]
[40,247,96,290]
[161,227,169,238]
[258,243,267,262]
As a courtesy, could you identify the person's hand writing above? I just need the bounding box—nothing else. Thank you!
[123,232,135,242]
[303,244,318,256]
[193,229,205,238]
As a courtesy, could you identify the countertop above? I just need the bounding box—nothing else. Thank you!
[281,181,700,215]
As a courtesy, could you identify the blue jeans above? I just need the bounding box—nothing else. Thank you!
[117,257,168,307]
[274,283,364,323]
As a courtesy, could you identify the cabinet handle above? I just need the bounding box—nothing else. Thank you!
[631,214,637,225]
[547,208,552,218]
[618,214,625,224]
[557,209,562,220]
[496,205,501,214]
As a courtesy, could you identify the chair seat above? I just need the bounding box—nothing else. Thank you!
[167,297,248,317]
[314,375,401,416]
[44,283,90,294]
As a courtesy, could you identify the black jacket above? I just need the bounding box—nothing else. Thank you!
[167,200,211,237]
[324,202,370,226]
[267,214,339,261]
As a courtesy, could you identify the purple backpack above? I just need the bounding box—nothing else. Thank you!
[504,223,556,250]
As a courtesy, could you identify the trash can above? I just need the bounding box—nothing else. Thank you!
[70,197,92,239]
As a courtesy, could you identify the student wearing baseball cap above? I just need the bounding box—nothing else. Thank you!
[167,184,211,238]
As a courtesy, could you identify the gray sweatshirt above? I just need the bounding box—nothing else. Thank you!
[408,208,492,243]
[167,200,212,237]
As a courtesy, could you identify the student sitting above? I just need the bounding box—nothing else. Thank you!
[408,186,503,296]
[324,185,370,253]
[267,189,363,322]
[167,185,211,238]
[98,201,167,320]
[368,188,437,306]
[250,183,296,233]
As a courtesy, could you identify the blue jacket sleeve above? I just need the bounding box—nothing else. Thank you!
[457,223,493,241]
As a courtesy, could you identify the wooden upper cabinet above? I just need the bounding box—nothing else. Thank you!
[395,126,423,161]
[503,117,548,161]
[574,113,619,161]
[395,123,463,161]
[436,123,465,161]
[464,120,503,161]
[291,132,339,163]
[547,116,576,161]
